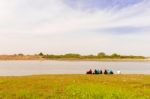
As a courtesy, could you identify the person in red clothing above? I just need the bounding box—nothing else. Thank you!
[86,69,92,74]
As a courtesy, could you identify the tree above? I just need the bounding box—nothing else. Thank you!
[39,52,44,56]
[111,53,120,58]
[18,53,24,56]
[97,52,106,57]
[64,53,81,58]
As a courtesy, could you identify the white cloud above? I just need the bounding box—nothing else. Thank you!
[0,0,150,56]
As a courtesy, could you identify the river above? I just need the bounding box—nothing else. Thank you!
[0,60,149,76]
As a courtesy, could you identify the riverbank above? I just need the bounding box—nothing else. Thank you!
[0,55,149,62]
[0,55,44,60]
[0,74,149,99]
[43,58,150,62]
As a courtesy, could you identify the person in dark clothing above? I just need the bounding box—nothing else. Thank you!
[104,69,108,74]
[99,69,102,74]
[109,70,114,74]
[94,69,100,74]
[86,69,92,74]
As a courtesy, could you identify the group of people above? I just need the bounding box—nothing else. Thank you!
[86,69,114,74]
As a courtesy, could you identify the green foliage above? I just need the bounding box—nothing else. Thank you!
[97,52,106,58]
[38,52,44,56]
[111,53,121,58]
[18,53,24,56]
[63,53,81,58]
[42,52,145,59]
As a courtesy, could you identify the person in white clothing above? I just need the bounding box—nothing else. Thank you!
[117,71,121,74]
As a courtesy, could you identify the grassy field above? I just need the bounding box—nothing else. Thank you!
[0,75,149,99]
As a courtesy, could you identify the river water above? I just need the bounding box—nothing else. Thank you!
[0,60,149,76]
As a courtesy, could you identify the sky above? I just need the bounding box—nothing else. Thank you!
[0,0,150,56]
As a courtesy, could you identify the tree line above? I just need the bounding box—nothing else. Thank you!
[39,52,145,59]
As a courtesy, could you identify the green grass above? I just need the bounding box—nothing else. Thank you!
[0,75,149,99]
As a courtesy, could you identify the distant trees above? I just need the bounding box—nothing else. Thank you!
[110,53,120,58]
[63,53,81,58]
[39,52,44,56]
[18,53,24,56]
[41,52,145,59]
[43,53,81,59]
[97,52,106,58]
[2,52,145,60]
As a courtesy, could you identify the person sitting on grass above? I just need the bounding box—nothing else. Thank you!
[107,69,114,74]
[109,69,114,74]
[86,69,92,74]
[104,69,108,74]
[99,69,103,74]
[94,69,100,74]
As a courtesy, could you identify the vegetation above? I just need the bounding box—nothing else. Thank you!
[0,75,149,99]
[42,52,145,60]
[38,52,44,56]
[0,52,145,60]
[0,55,42,60]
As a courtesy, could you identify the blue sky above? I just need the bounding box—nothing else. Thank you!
[65,0,142,10]
[0,0,150,56]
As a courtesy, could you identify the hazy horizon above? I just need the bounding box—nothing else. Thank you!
[0,0,150,56]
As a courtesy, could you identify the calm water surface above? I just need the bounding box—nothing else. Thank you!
[0,60,149,76]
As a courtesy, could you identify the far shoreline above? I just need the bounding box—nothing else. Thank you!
[0,53,149,62]
[0,58,150,62]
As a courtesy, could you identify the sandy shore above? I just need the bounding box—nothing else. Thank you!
[0,55,44,60]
